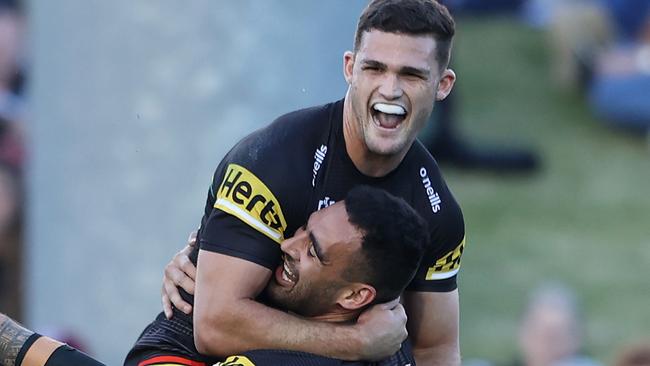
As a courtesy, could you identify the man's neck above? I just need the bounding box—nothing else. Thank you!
[342,94,409,178]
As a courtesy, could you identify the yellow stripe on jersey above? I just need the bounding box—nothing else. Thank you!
[216,355,257,366]
[425,237,465,280]
[214,164,287,244]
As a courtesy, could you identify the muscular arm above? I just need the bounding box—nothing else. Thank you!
[404,290,461,366]
[0,313,32,366]
[193,250,406,361]
[0,314,97,366]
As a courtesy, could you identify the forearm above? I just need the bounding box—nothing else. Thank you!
[413,342,461,366]
[405,290,461,366]
[195,298,362,360]
[0,313,33,366]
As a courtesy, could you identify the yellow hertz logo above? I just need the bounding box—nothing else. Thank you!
[426,237,465,280]
[216,355,256,366]
[214,164,287,243]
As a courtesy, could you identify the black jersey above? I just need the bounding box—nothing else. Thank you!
[126,99,465,364]
[200,98,465,291]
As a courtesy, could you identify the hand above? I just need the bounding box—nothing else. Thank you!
[355,297,408,361]
[161,231,198,319]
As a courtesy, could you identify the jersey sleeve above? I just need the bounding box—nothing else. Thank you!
[198,133,298,271]
[407,177,466,293]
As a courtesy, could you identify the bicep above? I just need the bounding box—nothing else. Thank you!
[403,290,459,350]
[194,250,272,323]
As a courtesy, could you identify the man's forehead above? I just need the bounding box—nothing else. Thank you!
[357,29,437,65]
[310,202,348,229]
[309,203,362,250]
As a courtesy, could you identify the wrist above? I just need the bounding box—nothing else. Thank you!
[347,322,369,361]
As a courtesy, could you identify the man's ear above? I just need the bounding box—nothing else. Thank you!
[343,51,355,84]
[435,68,456,101]
[337,284,376,310]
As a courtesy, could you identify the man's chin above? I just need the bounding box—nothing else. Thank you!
[365,138,406,156]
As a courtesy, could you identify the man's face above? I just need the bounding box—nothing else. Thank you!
[265,203,364,317]
[520,305,580,366]
[343,30,455,156]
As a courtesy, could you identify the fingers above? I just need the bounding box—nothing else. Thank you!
[162,273,193,315]
[379,296,401,310]
[187,231,198,247]
[175,247,197,281]
[161,289,173,319]
[161,237,198,319]
[165,258,196,295]
[391,303,408,326]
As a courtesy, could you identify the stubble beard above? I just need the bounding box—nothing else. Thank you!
[265,279,342,318]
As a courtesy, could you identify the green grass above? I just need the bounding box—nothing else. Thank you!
[442,17,650,364]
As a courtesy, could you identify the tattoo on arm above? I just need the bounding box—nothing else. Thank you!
[0,314,34,366]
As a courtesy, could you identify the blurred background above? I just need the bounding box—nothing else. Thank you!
[0,0,647,365]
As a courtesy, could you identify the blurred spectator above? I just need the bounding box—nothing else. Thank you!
[0,160,22,320]
[424,91,540,173]
[589,0,650,131]
[0,0,24,321]
[422,0,540,173]
[545,0,650,130]
[545,0,613,89]
[0,0,25,123]
[613,341,650,366]
[507,282,601,366]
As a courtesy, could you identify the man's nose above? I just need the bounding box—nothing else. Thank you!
[378,73,403,100]
[280,233,304,260]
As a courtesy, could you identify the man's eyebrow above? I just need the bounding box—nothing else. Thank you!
[400,65,430,78]
[362,59,429,78]
[308,230,328,264]
[360,59,387,69]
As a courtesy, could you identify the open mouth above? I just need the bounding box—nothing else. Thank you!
[275,256,298,287]
[371,102,407,130]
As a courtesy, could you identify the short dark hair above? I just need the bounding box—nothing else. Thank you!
[344,186,428,304]
[354,0,455,69]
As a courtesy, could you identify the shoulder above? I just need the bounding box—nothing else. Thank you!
[224,102,335,168]
[207,102,337,238]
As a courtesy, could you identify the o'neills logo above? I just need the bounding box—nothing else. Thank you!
[420,167,442,214]
[312,145,328,187]
[214,164,287,243]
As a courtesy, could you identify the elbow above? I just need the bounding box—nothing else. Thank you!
[193,323,215,356]
[193,310,240,357]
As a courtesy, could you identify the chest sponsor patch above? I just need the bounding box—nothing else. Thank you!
[217,355,256,366]
[214,164,287,244]
[425,237,465,280]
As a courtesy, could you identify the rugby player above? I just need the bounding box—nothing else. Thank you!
[1,186,426,366]
[154,0,466,365]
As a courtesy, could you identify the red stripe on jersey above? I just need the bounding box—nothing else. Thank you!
[137,355,206,366]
